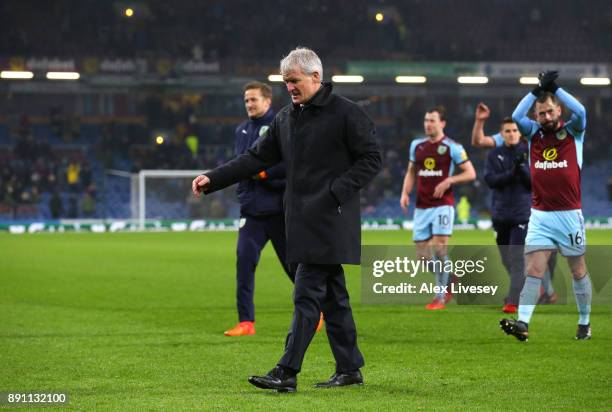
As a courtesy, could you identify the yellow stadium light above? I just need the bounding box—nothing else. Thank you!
[0,70,34,79]
[331,75,364,83]
[395,76,427,84]
[125,8,134,17]
[519,77,539,85]
[267,74,284,82]
[375,12,384,22]
[46,72,80,80]
[457,76,488,84]
[155,136,164,145]
[580,77,610,86]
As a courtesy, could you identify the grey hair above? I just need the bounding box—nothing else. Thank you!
[279,47,323,79]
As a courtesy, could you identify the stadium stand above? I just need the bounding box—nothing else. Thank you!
[1,1,610,62]
[1,92,610,220]
[0,0,610,221]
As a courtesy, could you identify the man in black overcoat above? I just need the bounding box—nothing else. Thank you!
[192,47,382,392]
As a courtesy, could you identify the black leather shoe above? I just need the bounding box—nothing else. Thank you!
[248,366,297,393]
[315,370,363,388]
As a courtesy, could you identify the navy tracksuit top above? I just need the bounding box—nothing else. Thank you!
[234,108,286,217]
[484,142,532,224]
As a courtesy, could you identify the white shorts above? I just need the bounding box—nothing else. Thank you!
[525,208,586,257]
[413,205,454,242]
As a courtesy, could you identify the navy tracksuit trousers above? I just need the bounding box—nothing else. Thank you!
[236,214,294,322]
[493,220,528,305]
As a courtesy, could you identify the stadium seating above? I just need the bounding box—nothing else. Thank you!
[1,1,610,62]
[1,86,611,221]
[1,0,610,221]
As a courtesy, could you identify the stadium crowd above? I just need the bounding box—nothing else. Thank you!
[0,125,97,219]
[0,0,610,220]
[1,0,609,62]
[1,90,610,220]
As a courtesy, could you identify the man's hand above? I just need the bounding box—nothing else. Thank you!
[475,103,490,121]
[514,152,527,166]
[433,178,452,198]
[400,192,410,214]
[538,70,559,93]
[192,175,210,198]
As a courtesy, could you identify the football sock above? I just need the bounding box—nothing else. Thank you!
[433,256,450,300]
[572,274,592,325]
[441,255,451,294]
[518,275,542,324]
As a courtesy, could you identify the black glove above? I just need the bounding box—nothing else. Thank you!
[531,70,559,96]
[539,70,559,92]
[514,152,527,168]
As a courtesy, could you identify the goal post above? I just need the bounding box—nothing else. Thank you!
[137,169,239,229]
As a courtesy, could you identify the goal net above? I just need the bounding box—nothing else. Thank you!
[136,170,240,229]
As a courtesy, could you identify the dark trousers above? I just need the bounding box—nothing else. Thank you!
[493,220,528,305]
[278,263,364,374]
[236,214,294,322]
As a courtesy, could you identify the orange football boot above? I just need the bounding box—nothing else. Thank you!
[224,321,255,336]
[425,298,445,310]
[502,303,518,314]
[316,313,324,332]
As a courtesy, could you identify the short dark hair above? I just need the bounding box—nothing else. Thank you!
[500,117,515,128]
[243,81,272,100]
[426,105,446,121]
[535,91,560,106]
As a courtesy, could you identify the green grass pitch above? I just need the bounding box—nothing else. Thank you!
[1,230,611,410]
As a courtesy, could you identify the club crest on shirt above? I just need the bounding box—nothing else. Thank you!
[556,129,567,140]
[437,145,447,155]
[259,125,270,137]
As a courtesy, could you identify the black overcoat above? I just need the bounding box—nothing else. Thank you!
[205,82,382,264]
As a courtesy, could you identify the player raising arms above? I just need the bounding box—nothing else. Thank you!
[472,105,558,313]
[500,71,592,341]
[400,106,476,310]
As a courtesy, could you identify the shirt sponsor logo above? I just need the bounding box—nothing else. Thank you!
[419,169,443,176]
[535,148,567,170]
[543,147,558,161]
[424,157,436,170]
[419,157,443,176]
[534,159,568,170]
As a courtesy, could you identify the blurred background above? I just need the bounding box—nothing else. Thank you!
[0,0,610,227]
